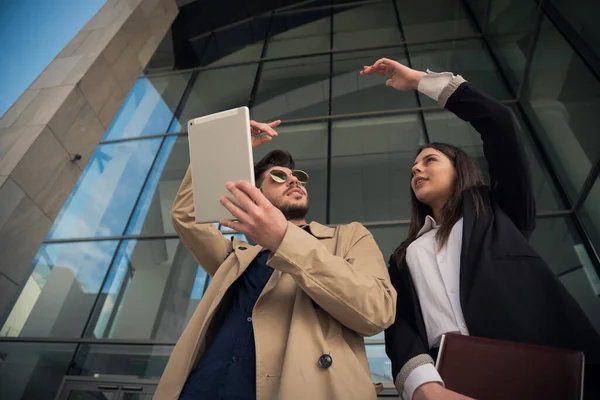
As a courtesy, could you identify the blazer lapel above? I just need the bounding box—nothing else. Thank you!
[400,259,428,344]
[459,191,477,309]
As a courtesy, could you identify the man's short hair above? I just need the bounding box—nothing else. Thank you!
[254,150,296,186]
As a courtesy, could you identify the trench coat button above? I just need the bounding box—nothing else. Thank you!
[318,354,332,369]
[238,246,247,250]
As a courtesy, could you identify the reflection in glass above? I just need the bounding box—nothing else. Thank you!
[126,136,188,236]
[530,217,585,277]
[253,123,328,222]
[367,330,384,340]
[68,390,116,400]
[47,139,162,239]
[331,115,425,224]
[424,106,564,211]
[268,8,331,58]
[276,0,328,12]
[485,0,538,92]
[462,0,489,30]
[367,225,410,263]
[396,0,475,42]
[86,239,206,341]
[522,17,600,202]
[409,39,512,107]
[548,0,600,60]
[559,267,600,334]
[177,64,259,125]
[252,56,330,121]
[0,342,76,400]
[122,394,154,400]
[73,344,174,378]
[103,74,191,140]
[0,241,118,338]
[199,18,269,66]
[366,343,393,383]
[333,2,402,49]
[581,177,600,262]
[332,47,414,115]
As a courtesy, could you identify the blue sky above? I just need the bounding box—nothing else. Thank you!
[0,0,106,117]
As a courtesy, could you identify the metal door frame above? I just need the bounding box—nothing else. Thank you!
[54,375,159,400]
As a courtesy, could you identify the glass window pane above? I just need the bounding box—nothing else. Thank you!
[581,176,600,260]
[200,18,269,66]
[396,0,476,42]
[333,2,403,49]
[253,122,328,223]
[47,139,162,239]
[530,217,588,277]
[103,75,191,140]
[548,0,600,60]
[0,342,76,400]
[366,343,393,383]
[522,16,600,203]
[177,64,259,125]
[126,136,188,236]
[485,0,538,92]
[220,221,246,235]
[73,344,173,378]
[85,239,207,341]
[560,268,600,334]
[424,106,565,211]
[332,47,417,115]
[68,389,117,400]
[0,241,119,338]
[367,331,384,340]
[367,225,410,263]
[146,28,176,73]
[267,8,331,58]
[252,56,330,121]
[537,219,600,334]
[409,39,513,107]
[276,0,330,12]
[122,394,154,400]
[462,0,489,30]
[331,115,426,224]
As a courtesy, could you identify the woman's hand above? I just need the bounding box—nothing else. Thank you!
[360,58,426,91]
[413,383,475,400]
[250,120,280,148]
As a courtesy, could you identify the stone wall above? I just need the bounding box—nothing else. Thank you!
[0,0,178,319]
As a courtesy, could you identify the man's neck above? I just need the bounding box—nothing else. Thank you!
[289,219,307,226]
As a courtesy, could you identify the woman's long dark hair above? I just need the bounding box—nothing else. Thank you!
[394,143,486,268]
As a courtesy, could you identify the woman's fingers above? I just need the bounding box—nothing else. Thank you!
[251,134,272,148]
[250,120,280,138]
[360,58,395,76]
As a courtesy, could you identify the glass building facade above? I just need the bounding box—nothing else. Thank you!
[1,0,600,398]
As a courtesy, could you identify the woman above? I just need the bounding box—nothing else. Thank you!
[361,59,600,400]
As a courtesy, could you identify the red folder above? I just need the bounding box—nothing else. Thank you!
[436,333,584,400]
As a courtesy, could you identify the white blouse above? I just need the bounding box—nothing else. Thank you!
[398,69,471,400]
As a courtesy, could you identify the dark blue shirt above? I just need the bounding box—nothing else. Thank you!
[180,250,273,400]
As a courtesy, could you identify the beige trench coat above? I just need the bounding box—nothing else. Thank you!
[154,167,397,400]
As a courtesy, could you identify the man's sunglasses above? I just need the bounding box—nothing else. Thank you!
[268,169,309,186]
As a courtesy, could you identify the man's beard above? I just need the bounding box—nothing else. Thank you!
[272,198,310,221]
[278,202,309,220]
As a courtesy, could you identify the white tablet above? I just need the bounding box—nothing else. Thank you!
[187,106,255,224]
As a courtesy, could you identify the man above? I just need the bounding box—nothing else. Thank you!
[154,120,397,400]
